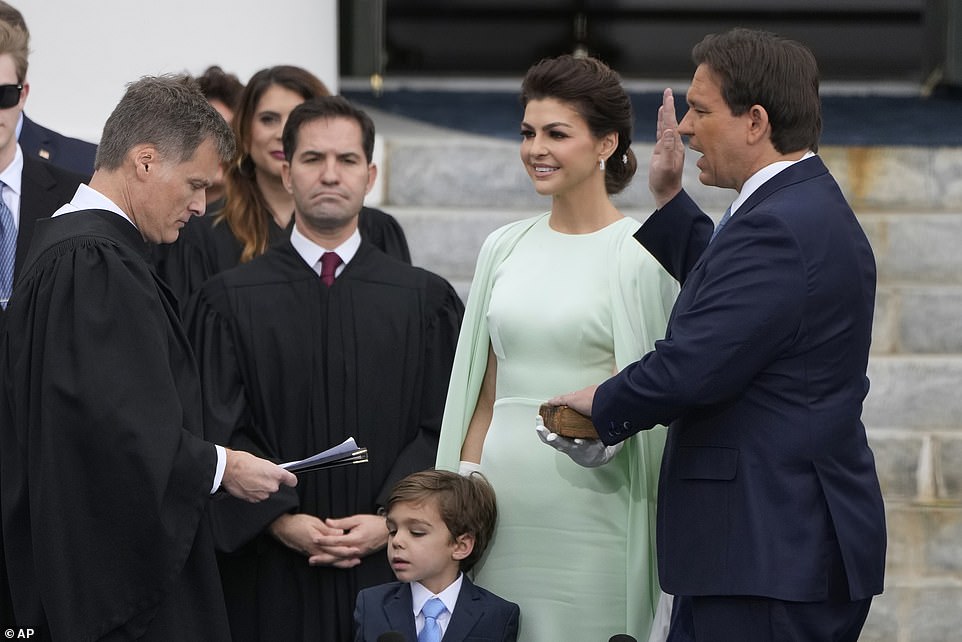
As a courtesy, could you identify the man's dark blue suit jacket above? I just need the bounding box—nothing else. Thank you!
[594,156,886,603]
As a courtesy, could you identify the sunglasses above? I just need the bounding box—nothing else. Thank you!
[0,84,22,109]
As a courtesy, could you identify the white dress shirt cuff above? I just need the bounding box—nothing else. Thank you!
[211,445,227,494]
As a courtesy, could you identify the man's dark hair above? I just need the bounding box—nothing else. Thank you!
[386,470,498,572]
[196,65,244,113]
[282,95,375,163]
[692,27,822,154]
[96,74,235,170]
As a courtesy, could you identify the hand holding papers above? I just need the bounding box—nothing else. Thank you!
[280,437,369,474]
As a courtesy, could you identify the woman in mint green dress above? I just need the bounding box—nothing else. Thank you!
[436,55,677,641]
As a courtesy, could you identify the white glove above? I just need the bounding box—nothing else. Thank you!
[458,460,481,477]
[535,416,622,468]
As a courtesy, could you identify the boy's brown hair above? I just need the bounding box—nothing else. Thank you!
[386,469,497,572]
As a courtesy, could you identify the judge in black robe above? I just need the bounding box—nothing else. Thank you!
[187,236,463,642]
[0,76,296,641]
[153,202,411,307]
[0,210,231,641]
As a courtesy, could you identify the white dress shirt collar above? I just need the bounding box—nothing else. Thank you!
[0,145,23,226]
[290,223,361,277]
[730,150,816,215]
[53,183,136,230]
[0,144,23,194]
[411,574,464,638]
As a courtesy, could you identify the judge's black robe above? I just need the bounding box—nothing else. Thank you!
[187,240,463,642]
[154,204,411,307]
[0,210,230,641]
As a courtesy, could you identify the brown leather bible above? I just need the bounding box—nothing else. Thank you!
[539,403,598,439]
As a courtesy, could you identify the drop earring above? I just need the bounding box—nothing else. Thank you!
[599,158,606,171]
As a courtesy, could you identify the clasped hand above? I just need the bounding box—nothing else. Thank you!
[269,512,388,568]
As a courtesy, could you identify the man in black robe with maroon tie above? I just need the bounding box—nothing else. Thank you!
[187,96,464,641]
[0,75,297,641]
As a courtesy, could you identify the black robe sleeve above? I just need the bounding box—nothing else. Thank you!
[374,273,464,506]
[186,274,299,552]
[359,206,412,264]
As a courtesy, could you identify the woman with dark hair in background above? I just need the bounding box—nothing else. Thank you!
[156,65,410,305]
[436,54,676,641]
[195,64,245,211]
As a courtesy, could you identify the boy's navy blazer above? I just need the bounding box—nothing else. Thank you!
[354,575,520,641]
[596,155,886,603]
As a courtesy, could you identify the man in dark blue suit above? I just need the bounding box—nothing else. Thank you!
[0,18,84,311]
[544,28,885,641]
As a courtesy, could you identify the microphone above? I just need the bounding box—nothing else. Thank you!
[608,636,638,642]
[377,633,407,642]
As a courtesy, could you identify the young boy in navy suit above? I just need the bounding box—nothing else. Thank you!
[354,470,519,641]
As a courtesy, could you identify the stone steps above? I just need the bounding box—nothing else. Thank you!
[393,206,962,356]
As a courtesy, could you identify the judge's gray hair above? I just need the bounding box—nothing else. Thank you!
[95,74,235,171]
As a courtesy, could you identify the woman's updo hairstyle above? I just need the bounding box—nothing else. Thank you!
[521,54,637,195]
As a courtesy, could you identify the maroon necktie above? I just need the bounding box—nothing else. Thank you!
[320,251,341,287]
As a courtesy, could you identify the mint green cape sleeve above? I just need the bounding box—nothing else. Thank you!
[435,215,547,471]
[609,217,679,630]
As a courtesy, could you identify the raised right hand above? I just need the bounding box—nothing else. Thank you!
[649,87,685,209]
[221,448,297,502]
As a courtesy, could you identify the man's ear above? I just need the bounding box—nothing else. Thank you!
[451,533,475,562]
[365,162,378,196]
[746,104,771,145]
[133,146,156,179]
[281,161,293,194]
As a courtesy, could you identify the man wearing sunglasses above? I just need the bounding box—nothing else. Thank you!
[0,0,97,177]
[0,19,84,315]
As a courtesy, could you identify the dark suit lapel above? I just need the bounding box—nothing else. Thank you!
[383,583,418,640]
[444,577,484,641]
[18,115,51,163]
[687,155,829,278]
[738,155,827,217]
[16,156,81,278]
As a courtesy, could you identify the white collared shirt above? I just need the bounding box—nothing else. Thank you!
[289,222,361,277]
[729,150,817,217]
[52,183,227,493]
[412,574,464,638]
[0,145,24,228]
[53,183,134,226]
